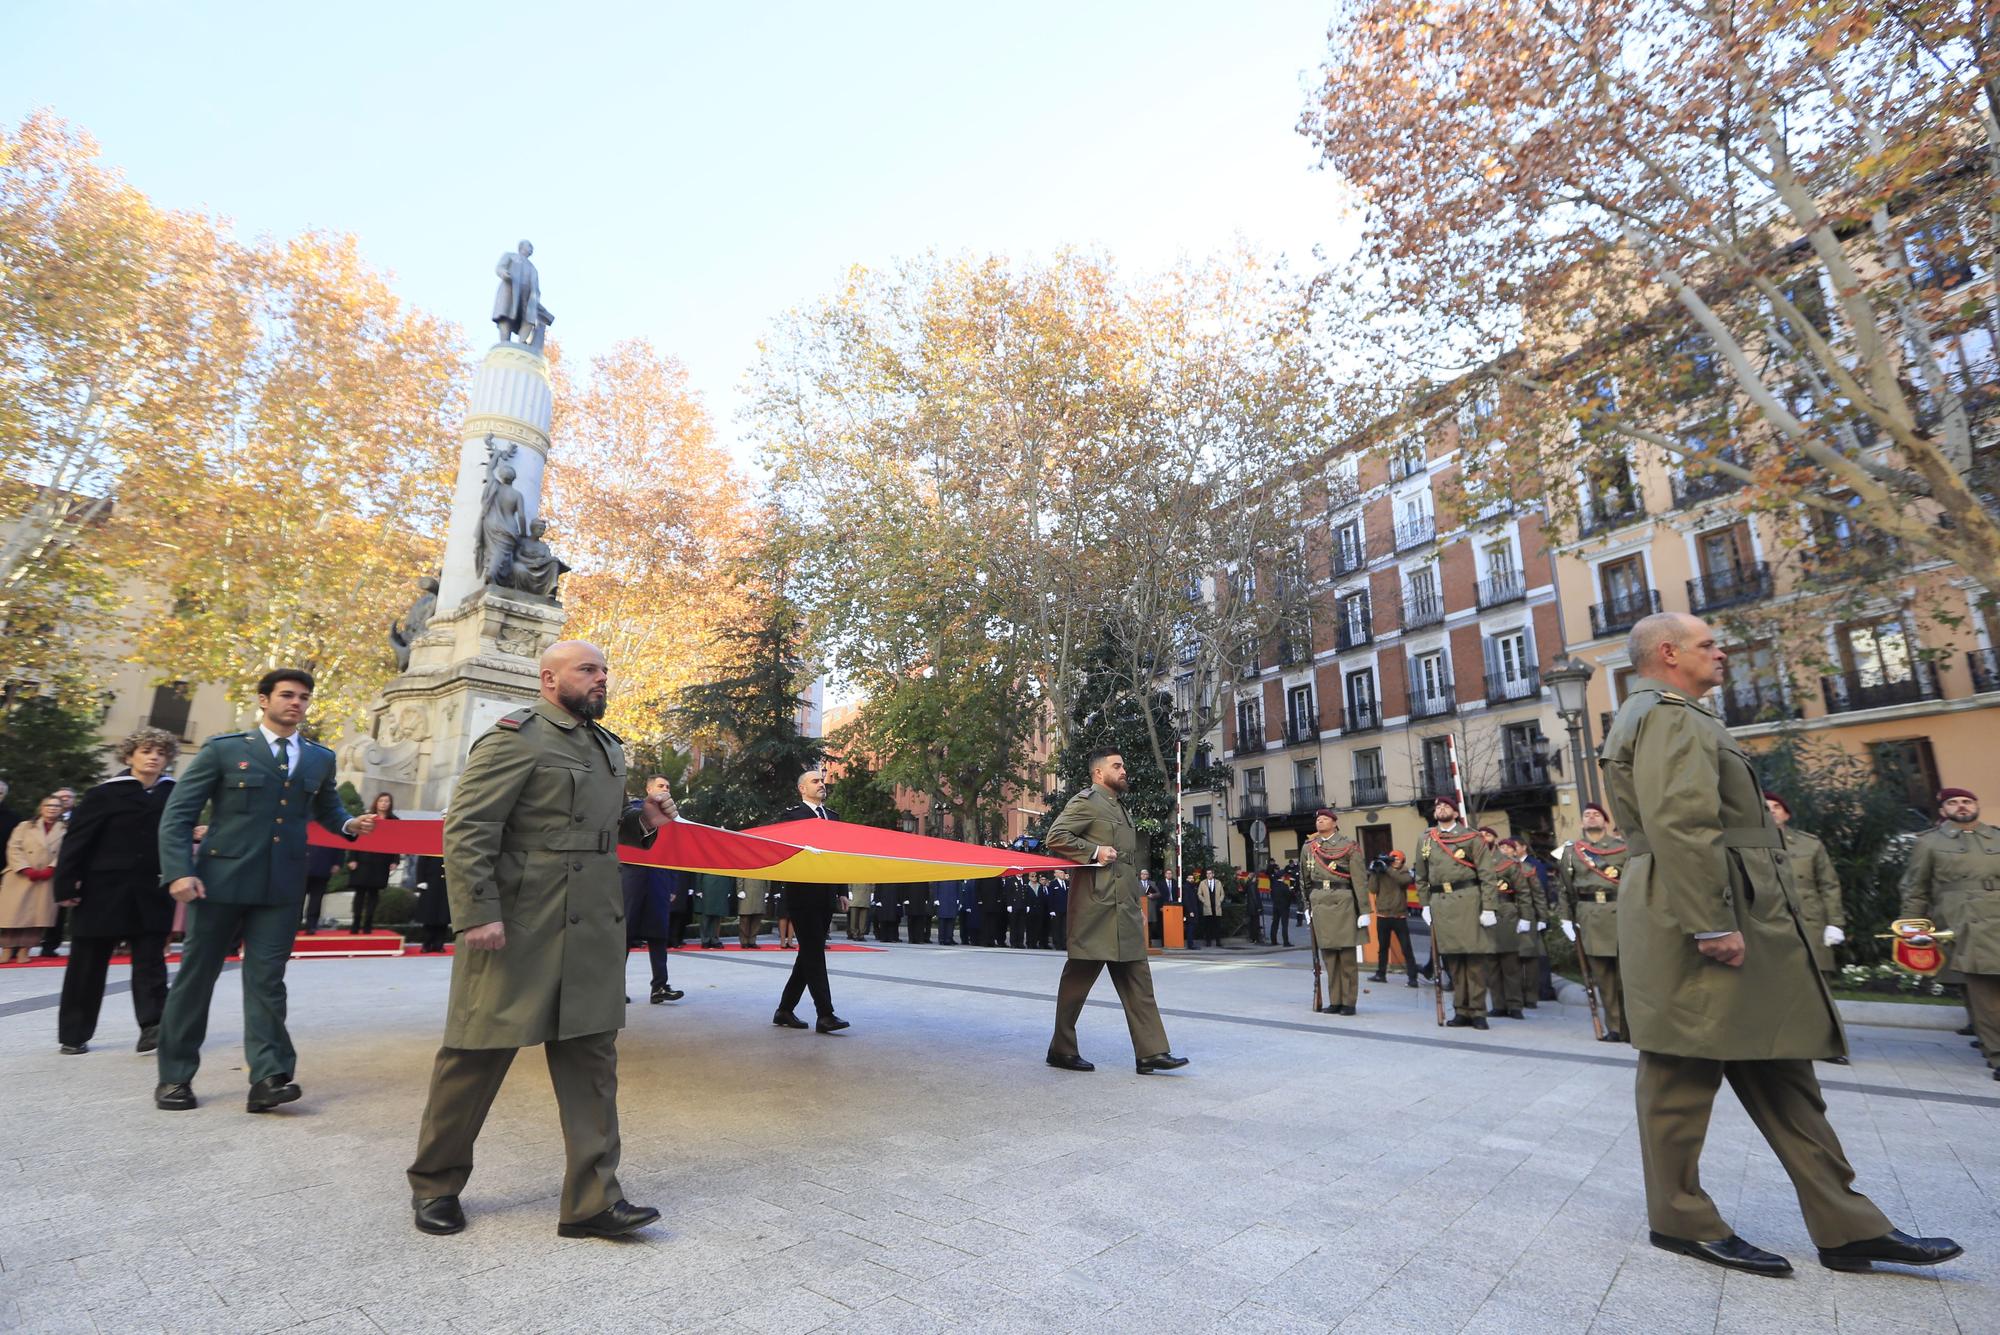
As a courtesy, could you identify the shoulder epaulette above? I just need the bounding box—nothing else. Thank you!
[210,731,249,741]
[1656,690,1688,705]
[494,707,536,731]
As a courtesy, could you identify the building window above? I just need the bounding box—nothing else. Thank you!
[146,681,193,740]
[1871,738,1940,810]
[1333,518,1365,574]
[1193,805,1214,846]
[1345,668,1379,730]
[1353,748,1385,789]
[1286,684,1316,740]
[1391,436,1426,480]
[1842,618,1916,690]
[1484,540,1516,580]
[1421,735,1453,800]
[1235,697,1264,748]
[1415,651,1449,702]
[1500,722,1546,788]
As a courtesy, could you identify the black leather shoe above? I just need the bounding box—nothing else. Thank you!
[1505,1009,1526,1020]
[1818,1229,1963,1272]
[1340,1005,1357,1016]
[135,1024,159,1053]
[1446,1015,1472,1028]
[1650,1231,1793,1276]
[815,1015,851,1033]
[155,1082,196,1111]
[1957,1023,1977,1036]
[772,1009,808,1029]
[1470,1017,1489,1030]
[413,1195,466,1235]
[1135,1052,1189,1074]
[1822,1055,1850,1065]
[650,983,683,1004]
[59,1043,87,1055]
[556,1199,660,1239]
[1601,1031,1623,1043]
[1046,1052,1094,1072]
[246,1074,301,1112]
[1368,974,1387,983]
[1405,978,1419,988]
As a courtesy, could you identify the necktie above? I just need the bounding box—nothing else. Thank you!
[272,735,289,774]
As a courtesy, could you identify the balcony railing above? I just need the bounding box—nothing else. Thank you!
[1687,562,1772,613]
[1671,468,1747,509]
[1402,590,1444,630]
[1972,648,2000,694]
[1395,514,1437,551]
[1421,765,1453,800]
[1345,698,1382,733]
[1241,790,1269,818]
[1290,783,1324,813]
[1494,756,1550,791]
[1351,778,1388,807]
[1821,661,1942,714]
[1408,680,1457,720]
[1336,611,1373,652]
[1589,589,1662,638]
[1331,544,1367,577]
[1276,633,1311,666]
[1484,668,1541,705]
[1477,570,1525,608]
[1284,712,1319,745]
[1579,491,1647,538]
[1718,682,1800,727]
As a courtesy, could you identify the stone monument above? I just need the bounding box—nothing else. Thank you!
[349,242,572,811]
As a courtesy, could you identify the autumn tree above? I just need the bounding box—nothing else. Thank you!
[545,339,757,744]
[1304,1,2000,591]
[674,596,825,829]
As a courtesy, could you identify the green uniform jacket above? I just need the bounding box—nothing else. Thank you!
[1901,821,2000,976]
[441,700,628,1049]
[1303,834,1367,949]
[693,872,736,916]
[1415,824,1495,954]
[1784,827,1846,971]
[1489,857,1539,955]
[158,730,354,904]
[1601,677,1842,1062]
[1043,784,1147,962]
[1369,865,1413,919]
[1558,839,1629,957]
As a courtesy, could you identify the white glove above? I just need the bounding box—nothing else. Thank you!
[1536,921,1547,931]
[1421,907,1432,925]
[1356,914,1370,928]
[1823,925,1845,947]
[1560,920,1577,942]
[1515,919,1531,934]
[1478,910,1498,928]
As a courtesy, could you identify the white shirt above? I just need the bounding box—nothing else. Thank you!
[258,724,299,776]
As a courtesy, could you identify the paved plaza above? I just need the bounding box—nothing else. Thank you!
[0,942,1996,1334]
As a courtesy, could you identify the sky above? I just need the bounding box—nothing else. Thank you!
[2,1,1361,471]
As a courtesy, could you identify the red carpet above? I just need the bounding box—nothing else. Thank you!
[0,939,887,968]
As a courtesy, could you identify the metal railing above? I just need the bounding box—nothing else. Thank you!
[1484,668,1541,705]
[1331,543,1367,577]
[1971,648,2000,694]
[1402,590,1444,630]
[1718,682,1799,727]
[1241,790,1270,818]
[1671,469,1746,509]
[1477,570,1525,608]
[1821,661,1942,714]
[1336,611,1373,652]
[1395,514,1437,551]
[1284,712,1319,745]
[1408,680,1457,720]
[1351,778,1388,806]
[1494,756,1550,790]
[1579,492,1646,537]
[1345,698,1382,733]
[1686,562,1772,613]
[1290,783,1324,813]
[1589,589,1662,638]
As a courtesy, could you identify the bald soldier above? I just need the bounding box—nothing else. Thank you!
[406,642,659,1240]
[1042,749,1188,1074]
[1602,613,1958,1277]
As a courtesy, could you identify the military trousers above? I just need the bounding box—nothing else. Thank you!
[407,1030,623,1224]
[846,907,869,939]
[1586,954,1626,1036]
[1319,947,1359,1009]
[1965,974,2000,1071]
[1049,959,1170,1060]
[1445,952,1490,1019]
[1635,1052,1890,1248]
[1489,951,1524,1014]
[157,897,301,1086]
[737,913,763,947]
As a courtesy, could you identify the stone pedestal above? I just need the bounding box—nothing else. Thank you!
[437,343,554,611]
[352,588,566,811]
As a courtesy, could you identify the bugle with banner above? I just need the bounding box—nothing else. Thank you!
[1875,918,1956,977]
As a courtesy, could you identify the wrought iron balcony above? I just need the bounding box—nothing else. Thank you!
[1290,783,1325,813]
[1241,790,1269,818]
[1494,756,1550,791]
[1344,699,1382,733]
[1350,778,1388,807]
[1820,661,1941,714]
[1579,492,1647,538]
[1336,611,1373,652]
[1687,563,1772,613]
[1589,589,1662,638]
[1718,682,1800,727]
[1484,669,1541,705]
[1395,513,1437,551]
[1420,764,1454,800]
[1671,468,1747,509]
[1331,544,1367,577]
[1283,712,1319,745]
[1477,570,1526,608]
[1972,648,2000,694]
[1402,590,1444,630]
[1408,680,1457,720]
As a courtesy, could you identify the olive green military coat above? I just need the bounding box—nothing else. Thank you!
[442,699,629,1049]
[737,879,770,915]
[1415,825,1495,954]
[1303,834,1368,950]
[1784,827,1846,971]
[1901,821,2000,976]
[1488,857,1537,955]
[1600,677,1842,1062]
[1370,865,1413,919]
[1043,784,1147,962]
[1559,839,1629,957]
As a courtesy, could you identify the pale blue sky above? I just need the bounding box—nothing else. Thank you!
[4,2,1357,466]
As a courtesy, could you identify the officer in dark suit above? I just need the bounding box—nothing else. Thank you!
[1026,874,1050,949]
[771,769,849,1033]
[154,669,375,1113]
[977,874,1004,945]
[1048,872,1069,950]
[1006,873,1029,947]
[906,881,937,943]
[933,879,962,944]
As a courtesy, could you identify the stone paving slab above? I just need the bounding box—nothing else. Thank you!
[0,942,1995,1333]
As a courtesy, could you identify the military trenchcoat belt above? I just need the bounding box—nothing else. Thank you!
[1622,827,1782,854]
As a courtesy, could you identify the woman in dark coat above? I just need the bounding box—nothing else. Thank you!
[412,855,450,953]
[51,727,179,1054]
[345,793,399,934]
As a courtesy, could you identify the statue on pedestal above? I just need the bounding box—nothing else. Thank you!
[508,518,570,600]
[492,240,555,351]
[475,436,528,586]
[388,576,440,672]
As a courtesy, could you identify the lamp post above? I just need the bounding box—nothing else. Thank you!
[1544,654,1603,810]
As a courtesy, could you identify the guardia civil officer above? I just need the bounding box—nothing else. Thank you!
[1604,613,1959,1278]
[1043,750,1186,1074]
[406,641,659,1240]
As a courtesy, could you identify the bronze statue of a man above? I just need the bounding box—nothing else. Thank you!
[492,240,554,350]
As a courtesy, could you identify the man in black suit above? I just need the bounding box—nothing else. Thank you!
[771,769,850,1034]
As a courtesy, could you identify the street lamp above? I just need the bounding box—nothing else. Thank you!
[1544,654,1603,809]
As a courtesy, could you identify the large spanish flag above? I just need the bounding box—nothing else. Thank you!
[310,816,1074,883]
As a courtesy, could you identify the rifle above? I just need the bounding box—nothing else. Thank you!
[1309,913,1323,1012]
[1573,927,1606,1040]
[1425,890,1446,1026]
